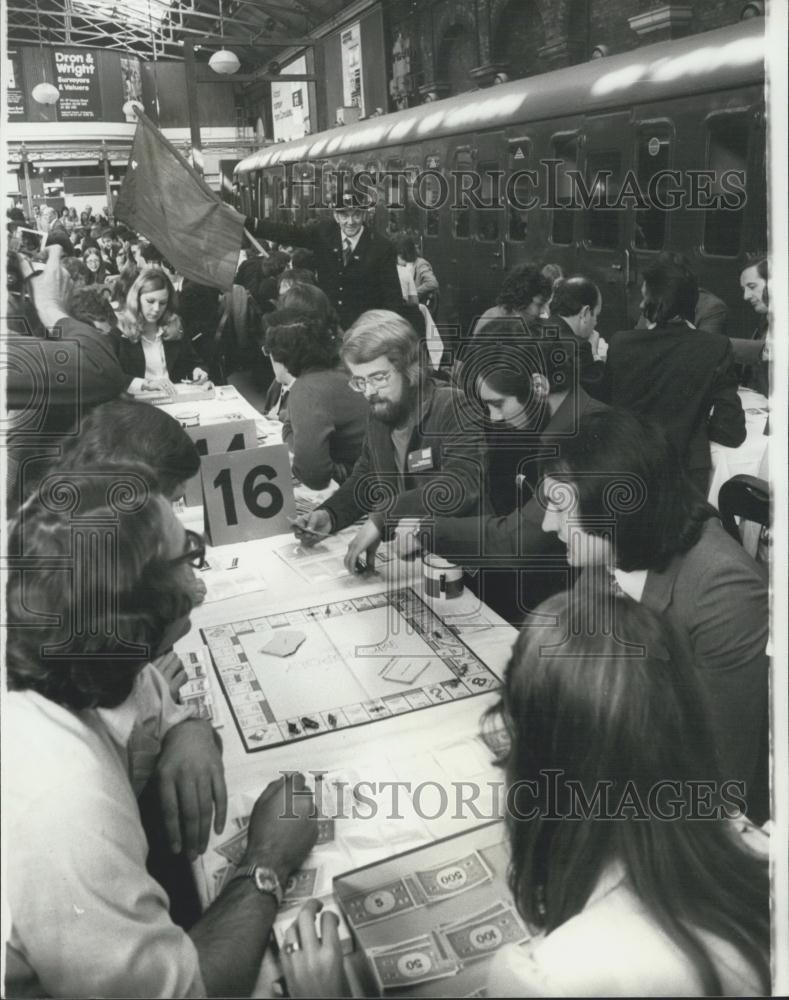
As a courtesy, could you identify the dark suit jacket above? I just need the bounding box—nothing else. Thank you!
[246,216,422,333]
[603,323,745,473]
[606,518,767,805]
[321,380,485,534]
[108,328,202,385]
[430,387,609,561]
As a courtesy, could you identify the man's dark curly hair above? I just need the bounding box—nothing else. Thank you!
[496,264,553,313]
[6,463,197,710]
[263,307,340,376]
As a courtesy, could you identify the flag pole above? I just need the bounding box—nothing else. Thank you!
[243,227,268,257]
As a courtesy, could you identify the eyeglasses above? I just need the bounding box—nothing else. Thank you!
[348,370,394,393]
[169,528,207,570]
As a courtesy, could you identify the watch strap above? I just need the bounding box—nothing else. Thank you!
[227,864,284,905]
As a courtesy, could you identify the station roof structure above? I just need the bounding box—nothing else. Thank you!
[6,0,351,68]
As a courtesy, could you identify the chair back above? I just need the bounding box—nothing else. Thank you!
[718,474,769,544]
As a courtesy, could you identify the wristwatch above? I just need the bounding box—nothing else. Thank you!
[228,864,284,906]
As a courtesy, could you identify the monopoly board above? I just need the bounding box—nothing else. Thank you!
[200,587,500,752]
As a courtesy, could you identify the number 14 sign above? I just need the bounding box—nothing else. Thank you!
[201,444,296,545]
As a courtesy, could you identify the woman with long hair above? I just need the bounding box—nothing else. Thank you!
[540,407,769,819]
[482,588,770,996]
[111,267,209,393]
[276,586,770,998]
[82,245,108,285]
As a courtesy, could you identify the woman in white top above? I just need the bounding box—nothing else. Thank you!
[279,588,770,998]
[482,586,770,997]
[112,267,210,394]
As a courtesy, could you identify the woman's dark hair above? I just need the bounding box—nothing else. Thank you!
[290,247,316,270]
[261,251,291,279]
[277,267,316,293]
[641,259,699,325]
[484,586,769,995]
[550,276,601,317]
[497,264,553,313]
[67,285,117,329]
[54,400,200,498]
[62,256,91,287]
[393,233,417,262]
[467,319,577,397]
[278,282,342,336]
[6,464,196,710]
[263,308,339,376]
[544,408,715,571]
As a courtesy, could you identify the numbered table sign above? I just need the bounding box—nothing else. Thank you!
[202,444,296,545]
[183,419,257,506]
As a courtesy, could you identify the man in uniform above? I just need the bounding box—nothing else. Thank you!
[245,184,422,333]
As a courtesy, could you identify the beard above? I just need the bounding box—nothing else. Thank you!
[368,384,414,427]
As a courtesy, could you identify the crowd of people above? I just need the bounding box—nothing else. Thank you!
[4,186,773,997]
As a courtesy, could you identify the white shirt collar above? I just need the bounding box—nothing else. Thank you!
[612,567,648,602]
[343,229,364,254]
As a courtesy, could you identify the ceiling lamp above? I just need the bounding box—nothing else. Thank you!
[32,82,60,105]
[208,0,239,74]
[209,48,240,74]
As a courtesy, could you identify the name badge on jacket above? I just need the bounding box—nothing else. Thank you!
[407,447,435,473]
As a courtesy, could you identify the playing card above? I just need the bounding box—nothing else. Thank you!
[343,878,420,926]
[412,851,492,901]
[260,629,306,657]
[440,905,528,963]
[380,656,430,685]
[369,932,458,990]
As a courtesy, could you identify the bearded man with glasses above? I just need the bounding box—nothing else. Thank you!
[292,310,485,573]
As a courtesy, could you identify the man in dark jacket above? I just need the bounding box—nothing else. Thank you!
[245,187,422,333]
[601,259,745,494]
[395,331,609,622]
[292,310,485,573]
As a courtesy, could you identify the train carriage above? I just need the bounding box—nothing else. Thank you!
[235,19,766,340]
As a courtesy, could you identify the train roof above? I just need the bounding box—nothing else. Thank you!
[236,19,764,176]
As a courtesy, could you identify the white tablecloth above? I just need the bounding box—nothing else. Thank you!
[708,388,769,507]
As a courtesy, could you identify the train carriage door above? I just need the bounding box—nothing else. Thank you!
[471,132,506,324]
[581,111,634,333]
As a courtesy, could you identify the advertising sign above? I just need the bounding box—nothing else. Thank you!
[53,47,102,121]
[7,49,26,119]
[341,23,364,115]
[271,55,311,142]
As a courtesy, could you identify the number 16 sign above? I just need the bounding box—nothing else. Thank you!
[201,444,296,545]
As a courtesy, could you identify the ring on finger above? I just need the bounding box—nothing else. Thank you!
[282,941,300,955]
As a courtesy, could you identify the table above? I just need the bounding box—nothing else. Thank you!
[154,383,284,445]
[708,388,769,507]
[173,524,515,996]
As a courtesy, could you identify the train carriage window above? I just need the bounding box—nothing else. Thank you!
[703,115,748,258]
[476,161,501,241]
[403,164,420,233]
[453,148,473,239]
[508,140,531,241]
[550,135,578,245]
[384,158,405,237]
[322,162,338,214]
[423,155,442,236]
[585,149,622,249]
[634,126,671,250]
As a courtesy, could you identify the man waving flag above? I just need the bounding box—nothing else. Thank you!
[115,110,245,291]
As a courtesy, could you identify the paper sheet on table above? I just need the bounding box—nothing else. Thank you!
[274,536,394,585]
[199,549,267,603]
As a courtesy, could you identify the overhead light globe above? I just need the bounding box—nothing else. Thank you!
[122,99,144,119]
[32,82,60,105]
[209,48,240,74]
